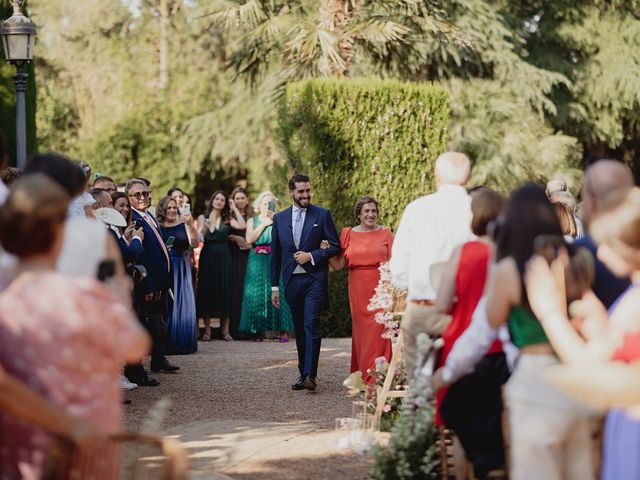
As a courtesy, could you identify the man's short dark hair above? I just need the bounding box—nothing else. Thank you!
[93,175,114,186]
[89,188,109,201]
[288,173,310,191]
[136,177,151,187]
[24,152,86,198]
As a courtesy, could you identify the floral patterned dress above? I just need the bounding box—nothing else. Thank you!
[0,271,147,480]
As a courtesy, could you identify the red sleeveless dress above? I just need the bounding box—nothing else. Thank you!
[435,241,501,425]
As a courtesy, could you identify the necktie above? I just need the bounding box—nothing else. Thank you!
[293,208,304,248]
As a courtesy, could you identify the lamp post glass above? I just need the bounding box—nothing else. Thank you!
[0,0,36,65]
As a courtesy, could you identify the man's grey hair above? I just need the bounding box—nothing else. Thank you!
[125,178,147,195]
[434,152,471,186]
[546,178,567,196]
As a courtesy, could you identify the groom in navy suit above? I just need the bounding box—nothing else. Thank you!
[271,174,340,391]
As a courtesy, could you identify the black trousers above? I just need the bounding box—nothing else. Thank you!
[440,352,510,477]
[140,294,169,368]
[125,291,168,379]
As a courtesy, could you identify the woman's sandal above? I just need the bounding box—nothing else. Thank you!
[201,333,212,341]
[223,334,234,341]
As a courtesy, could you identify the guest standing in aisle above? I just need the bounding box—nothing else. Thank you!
[197,190,246,341]
[240,192,293,341]
[127,178,180,378]
[158,196,199,354]
[228,187,251,339]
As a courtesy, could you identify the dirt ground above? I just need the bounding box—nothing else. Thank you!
[124,337,375,479]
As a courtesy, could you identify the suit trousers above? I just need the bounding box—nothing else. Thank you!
[139,293,169,368]
[285,274,324,378]
[401,302,451,379]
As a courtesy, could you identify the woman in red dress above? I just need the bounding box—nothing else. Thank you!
[328,196,394,383]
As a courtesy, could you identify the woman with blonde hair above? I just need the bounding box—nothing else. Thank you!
[239,191,293,341]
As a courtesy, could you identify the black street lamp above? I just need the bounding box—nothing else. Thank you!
[0,0,36,170]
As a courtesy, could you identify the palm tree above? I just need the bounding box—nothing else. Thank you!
[203,0,467,85]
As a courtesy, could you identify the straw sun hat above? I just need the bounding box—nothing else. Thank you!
[94,207,127,228]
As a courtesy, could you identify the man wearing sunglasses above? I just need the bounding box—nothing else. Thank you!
[124,178,180,387]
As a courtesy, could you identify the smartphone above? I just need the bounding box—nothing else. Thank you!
[165,236,176,248]
[182,203,191,216]
[267,199,276,212]
[96,260,116,282]
[134,219,144,230]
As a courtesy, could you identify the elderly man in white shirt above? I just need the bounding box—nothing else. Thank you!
[391,152,473,378]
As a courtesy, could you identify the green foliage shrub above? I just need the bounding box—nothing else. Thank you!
[278,78,449,337]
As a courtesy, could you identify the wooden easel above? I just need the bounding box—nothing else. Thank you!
[374,329,406,427]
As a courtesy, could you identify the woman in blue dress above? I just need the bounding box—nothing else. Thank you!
[158,196,199,354]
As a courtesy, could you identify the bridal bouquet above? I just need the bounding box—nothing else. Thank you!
[368,262,405,339]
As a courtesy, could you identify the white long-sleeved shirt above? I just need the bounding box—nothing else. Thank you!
[390,184,472,300]
[442,296,519,383]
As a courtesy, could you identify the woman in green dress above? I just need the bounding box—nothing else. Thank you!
[196,190,246,341]
[239,191,293,341]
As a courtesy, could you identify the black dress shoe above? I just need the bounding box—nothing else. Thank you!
[151,361,180,373]
[133,374,160,387]
[291,376,306,390]
[303,376,317,391]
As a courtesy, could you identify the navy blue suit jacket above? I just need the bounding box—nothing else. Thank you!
[108,228,143,265]
[270,204,340,290]
[574,234,630,308]
[131,210,171,294]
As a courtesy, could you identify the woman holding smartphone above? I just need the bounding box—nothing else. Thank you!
[228,187,252,339]
[158,196,199,354]
[197,190,246,341]
[239,191,293,342]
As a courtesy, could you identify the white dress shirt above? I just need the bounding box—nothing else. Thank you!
[271,205,316,292]
[390,184,473,300]
[442,296,519,383]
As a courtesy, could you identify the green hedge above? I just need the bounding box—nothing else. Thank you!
[278,78,449,337]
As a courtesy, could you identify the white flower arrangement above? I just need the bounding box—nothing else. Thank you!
[368,261,403,339]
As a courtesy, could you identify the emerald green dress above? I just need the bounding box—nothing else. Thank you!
[239,217,293,334]
[196,222,231,318]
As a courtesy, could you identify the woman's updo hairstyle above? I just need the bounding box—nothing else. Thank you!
[0,174,70,258]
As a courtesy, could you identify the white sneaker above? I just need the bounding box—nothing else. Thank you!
[120,374,138,390]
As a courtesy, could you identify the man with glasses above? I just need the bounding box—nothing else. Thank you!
[124,178,179,387]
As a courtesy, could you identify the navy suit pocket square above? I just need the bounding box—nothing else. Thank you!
[313,224,318,227]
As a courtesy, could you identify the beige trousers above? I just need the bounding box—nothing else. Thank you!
[401,302,451,379]
[505,354,595,480]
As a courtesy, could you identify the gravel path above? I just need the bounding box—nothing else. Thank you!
[124,337,374,479]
